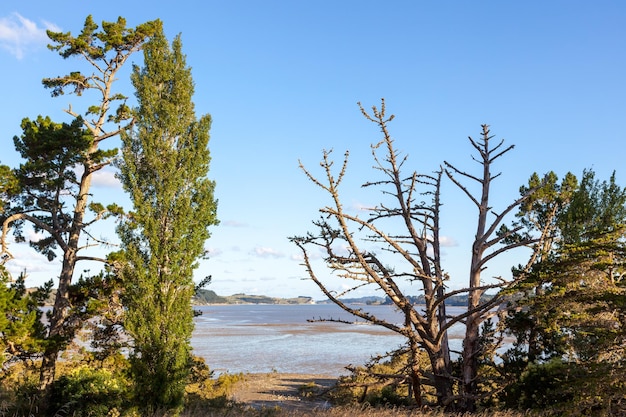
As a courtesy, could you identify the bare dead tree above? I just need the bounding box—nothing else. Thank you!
[291,99,455,407]
[292,103,553,410]
[443,125,549,411]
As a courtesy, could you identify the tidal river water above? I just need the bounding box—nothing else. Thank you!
[191,304,466,376]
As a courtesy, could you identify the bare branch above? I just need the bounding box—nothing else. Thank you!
[444,163,481,207]
[1,213,67,261]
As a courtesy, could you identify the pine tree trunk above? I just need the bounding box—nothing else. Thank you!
[39,172,89,395]
[38,250,76,393]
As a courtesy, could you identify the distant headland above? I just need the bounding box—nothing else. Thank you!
[193,289,486,306]
[193,290,315,305]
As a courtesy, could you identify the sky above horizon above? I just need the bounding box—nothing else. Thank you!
[1,1,625,298]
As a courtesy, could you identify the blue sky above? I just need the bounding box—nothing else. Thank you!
[1,1,625,298]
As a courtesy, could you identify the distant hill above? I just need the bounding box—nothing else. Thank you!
[193,289,313,305]
[314,295,386,305]
[315,294,494,306]
[35,288,491,307]
[193,289,228,304]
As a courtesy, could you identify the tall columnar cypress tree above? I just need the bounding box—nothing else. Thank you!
[117,22,218,413]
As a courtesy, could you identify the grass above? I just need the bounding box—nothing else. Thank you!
[171,406,542,417]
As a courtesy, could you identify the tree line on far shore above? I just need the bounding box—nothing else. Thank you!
[0,14,625,417]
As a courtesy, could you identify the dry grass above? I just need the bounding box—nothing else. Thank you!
[176,405,541,417]
[0,363,542,417]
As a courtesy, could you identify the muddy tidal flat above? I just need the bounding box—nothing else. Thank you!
[191,304,465,376]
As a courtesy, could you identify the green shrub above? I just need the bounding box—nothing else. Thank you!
[48,365,131,417]
[502,359,626,416]
[330,349,432,407]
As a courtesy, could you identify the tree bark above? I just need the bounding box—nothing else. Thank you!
[461,161,489,412]
[39,170,91,394]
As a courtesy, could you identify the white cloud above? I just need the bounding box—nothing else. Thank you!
[290,251,321,262]
[3,238,59,283]
[25,229,45,242]
[331,244,350,257]
[0,13,59,59]
[223,220,249,228]
[439,235,458,247]
[73,165,122,189]
[205,247,223,257]
[91,169,122,188]
[251,246,285,259]
[6,256,55,275]
[349,200,372,212]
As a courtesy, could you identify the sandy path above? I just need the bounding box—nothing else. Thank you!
[230,373,337,411]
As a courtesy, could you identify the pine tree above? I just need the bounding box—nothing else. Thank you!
[0,16,157,395]
[502,170,626,413]
[117,23,218,413]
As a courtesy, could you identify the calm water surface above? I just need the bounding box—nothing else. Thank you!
[191,304,465,376]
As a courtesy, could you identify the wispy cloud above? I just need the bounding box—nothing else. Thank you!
[251,246,285,259]
[348,200,372,212]
[3,238,58,279]
[290,252,321,262]
[92,169,122,188]
[6,257,55,275]
[439,236,458,247]
[25,229,45,243]
[223,220,249,228]
[205,247,223,257]
[0,13,59,59]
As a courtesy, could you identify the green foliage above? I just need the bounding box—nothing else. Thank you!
[3,15,158,395]
[500,169,626,413]
[48,365,132,417]
[0,362,41,415]
[44,15,159,96]
[117,23,218,414]
[502,359,626,416]
[507,169,626,361]
[65,271,127,363]
[185,357,245,410]
[10,116,92,259]
[0,271,48,367]
[0,163,19,215]
[331,349,432,407]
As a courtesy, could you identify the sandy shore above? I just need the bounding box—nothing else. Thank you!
[230,373,337,411]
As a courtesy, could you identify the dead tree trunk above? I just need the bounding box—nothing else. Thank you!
[293,107,549,410]
[445,125,541,411]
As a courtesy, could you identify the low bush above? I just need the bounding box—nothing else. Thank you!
[48,364,132,417]
[184,355,244,411]
[502,359,626,416]
[330,349,434,407]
